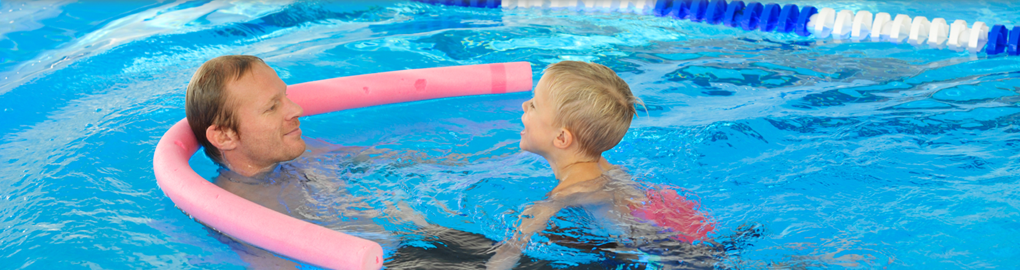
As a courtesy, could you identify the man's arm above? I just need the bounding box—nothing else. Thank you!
[207,227,301,269]
[486,201,563,270]
[302,138,374,157]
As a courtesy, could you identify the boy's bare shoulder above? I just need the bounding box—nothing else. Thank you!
[548,177,612,206]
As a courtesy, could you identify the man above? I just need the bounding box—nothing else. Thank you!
[184,55,321,268]
[185,55,452,268]
[185,55,305,176]
[187,55,422,268]
[185,55,314,216]
[182,55,587,268]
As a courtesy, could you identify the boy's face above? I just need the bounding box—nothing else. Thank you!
[520,74,559,157]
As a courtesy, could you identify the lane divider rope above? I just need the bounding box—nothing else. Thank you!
[414,0,1019,56]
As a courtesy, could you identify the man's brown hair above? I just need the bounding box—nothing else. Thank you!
[544,61,640,159]
[185,55,266,166]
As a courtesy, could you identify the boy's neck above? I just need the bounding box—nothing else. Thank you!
[547,153,611,192]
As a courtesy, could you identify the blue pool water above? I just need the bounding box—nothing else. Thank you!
[2,0,1020,269]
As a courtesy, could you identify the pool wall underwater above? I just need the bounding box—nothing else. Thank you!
[1,0,1019,269]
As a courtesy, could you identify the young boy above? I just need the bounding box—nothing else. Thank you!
[486,61,719,269]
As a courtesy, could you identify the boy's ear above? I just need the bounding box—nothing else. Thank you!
[206,125,239,151]
[553,128,573,150]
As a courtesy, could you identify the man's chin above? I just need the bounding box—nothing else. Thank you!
[282,141,307,161]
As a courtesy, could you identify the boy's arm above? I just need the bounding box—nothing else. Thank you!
[486,201,563,270]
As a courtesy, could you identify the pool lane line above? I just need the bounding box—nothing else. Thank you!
[414,0,1020,56]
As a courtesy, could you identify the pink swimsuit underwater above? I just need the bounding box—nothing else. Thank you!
[630,187,717,243]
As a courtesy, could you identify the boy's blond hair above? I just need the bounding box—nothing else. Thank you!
[544,61,640,159]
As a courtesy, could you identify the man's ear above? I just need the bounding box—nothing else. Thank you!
[553,128,574,150]
[206,124,239,151]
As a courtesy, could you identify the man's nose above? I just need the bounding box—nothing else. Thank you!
[285,96,303,120]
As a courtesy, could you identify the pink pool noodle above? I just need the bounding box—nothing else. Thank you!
[291,62,532,115]
[630,188,717,243]
[153,62,533,269]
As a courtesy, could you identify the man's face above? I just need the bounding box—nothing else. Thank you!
[225,64,306,168]
[519,73,559,158]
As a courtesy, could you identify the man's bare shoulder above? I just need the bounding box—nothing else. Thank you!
[214,176,254,196]
[213,175,292,214]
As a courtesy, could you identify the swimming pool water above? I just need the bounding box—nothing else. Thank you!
[2,0,1019,269]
